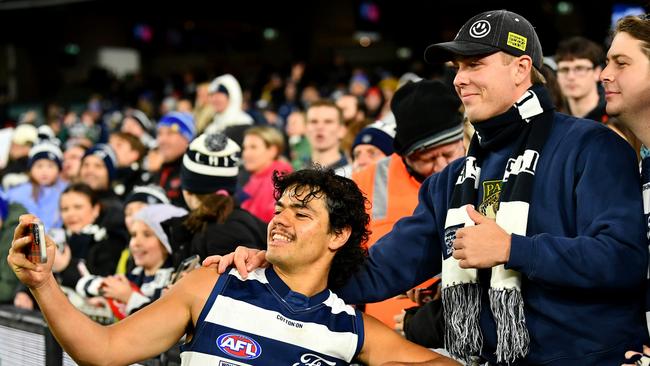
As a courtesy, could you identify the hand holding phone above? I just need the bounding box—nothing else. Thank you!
[27,221,47,264]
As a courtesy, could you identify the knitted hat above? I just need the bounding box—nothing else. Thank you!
[124,185,170,206]
[0,191,8,221]
[133,204,188,254]
[352,120,397,156]
[12,124,38,146]
[181,133,240,194]
[158,112,196,142]
[391,80,463,157]
[83,143,118,181]
[28,142,63,170]
[124,109,155,135]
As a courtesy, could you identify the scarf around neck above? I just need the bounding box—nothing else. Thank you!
[442,84,554,364]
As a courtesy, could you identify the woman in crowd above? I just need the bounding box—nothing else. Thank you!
[239,126,292,223]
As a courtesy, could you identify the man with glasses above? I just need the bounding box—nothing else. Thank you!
[555,36,607,122]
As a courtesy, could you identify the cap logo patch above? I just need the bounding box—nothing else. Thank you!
[507,32,527,52]
[469,20,491,38]
[362,134,372,143]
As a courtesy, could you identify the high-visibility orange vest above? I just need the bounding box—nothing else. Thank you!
[352,154,437,327]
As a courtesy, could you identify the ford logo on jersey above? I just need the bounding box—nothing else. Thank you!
[216,333,262,359]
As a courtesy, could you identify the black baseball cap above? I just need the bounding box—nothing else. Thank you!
[424,10,543,70]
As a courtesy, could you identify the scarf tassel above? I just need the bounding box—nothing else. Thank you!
[489,288,530,364]
[442,283,483,363]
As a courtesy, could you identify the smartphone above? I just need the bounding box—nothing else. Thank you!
[170,255,200,284]
[27,222,47,264]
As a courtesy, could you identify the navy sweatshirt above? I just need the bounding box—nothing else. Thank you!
[338,113,649,365]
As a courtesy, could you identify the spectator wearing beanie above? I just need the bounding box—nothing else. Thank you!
[76,204,187,317]
[155,112,196,208]
[121,109,156,149]
[80,143,127,233]
[0,191,27,303]
[162,133,266,268]
[351,120,396,172]
[1,123,39,190]
[7,142,67,231]
[351,80,465,328]
[115,184,171,275]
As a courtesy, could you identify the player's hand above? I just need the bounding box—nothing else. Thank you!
[7,215,56,289]
[202,246,268,278]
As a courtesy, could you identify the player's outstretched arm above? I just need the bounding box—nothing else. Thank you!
[358,313,460,366]
[7,214,203,366]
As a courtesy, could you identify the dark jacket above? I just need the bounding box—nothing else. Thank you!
[163,207,267,268]
[58,211,129,289]
[155,157,185,208]
[338,113,648,365]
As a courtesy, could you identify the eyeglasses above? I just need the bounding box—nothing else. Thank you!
[556,65,594,77]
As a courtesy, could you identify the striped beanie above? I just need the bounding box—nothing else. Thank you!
[181,133,240,194]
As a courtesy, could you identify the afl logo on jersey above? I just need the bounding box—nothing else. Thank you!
[216,333,262,359]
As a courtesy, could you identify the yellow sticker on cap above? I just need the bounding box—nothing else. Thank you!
[507,32,527,52]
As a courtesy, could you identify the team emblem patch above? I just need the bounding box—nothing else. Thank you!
[469,20,491,38]
[443,224,464,257]
[216,333,262,360]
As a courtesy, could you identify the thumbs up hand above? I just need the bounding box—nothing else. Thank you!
[451,205,512,269]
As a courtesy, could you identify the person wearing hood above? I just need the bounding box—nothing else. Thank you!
[204,74,254,146]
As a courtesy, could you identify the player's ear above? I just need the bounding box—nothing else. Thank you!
[329,226,351,251]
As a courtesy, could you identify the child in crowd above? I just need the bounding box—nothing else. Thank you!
[76,204,187,317]
[6,142,67,231]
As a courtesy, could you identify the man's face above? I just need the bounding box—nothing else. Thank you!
[156,126,189,163]
[336,95,360,123]
[209,92,229,113]
[556,58,600,100]
[266,186,339,272]
[352,145,386,172]
[600,32,650,125]
[405,139,465,177]
[305,106,345,153]
[453,52,524,123]
[79,155,109,191]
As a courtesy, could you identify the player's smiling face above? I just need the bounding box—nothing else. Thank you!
[266,185,336,271]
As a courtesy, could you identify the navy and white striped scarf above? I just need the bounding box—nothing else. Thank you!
[442,85,554,364]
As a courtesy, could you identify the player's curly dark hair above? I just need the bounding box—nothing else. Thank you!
[273,168,370,289]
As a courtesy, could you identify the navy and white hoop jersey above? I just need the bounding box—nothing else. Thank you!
[180,267,364,365]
